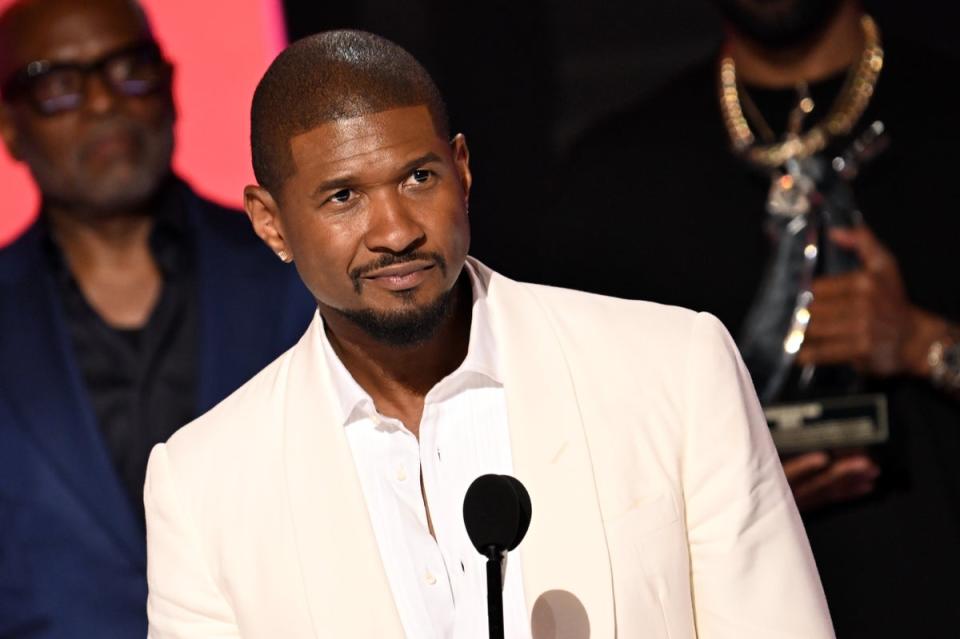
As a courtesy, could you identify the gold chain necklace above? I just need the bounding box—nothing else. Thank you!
[719,14,884,168]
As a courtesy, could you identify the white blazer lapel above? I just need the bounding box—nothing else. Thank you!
[480,266,615,639]
[282,316,405,637]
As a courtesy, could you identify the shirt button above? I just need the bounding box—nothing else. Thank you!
[425,571,437,585]
[396,466,407,482]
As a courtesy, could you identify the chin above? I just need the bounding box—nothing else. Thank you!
[714,0,842,47]
[84,167,171,211]
[335,283,459,347]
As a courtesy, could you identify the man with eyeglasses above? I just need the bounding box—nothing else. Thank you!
[0,0,314,636]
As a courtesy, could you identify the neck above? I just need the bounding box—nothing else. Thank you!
[45,203,156,268]
[726,0,864,88]
[321,276,472,436]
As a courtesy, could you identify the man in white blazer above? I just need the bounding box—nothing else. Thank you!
[144,30,835,638]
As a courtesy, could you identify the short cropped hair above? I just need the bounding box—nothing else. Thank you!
[250,29,450,195]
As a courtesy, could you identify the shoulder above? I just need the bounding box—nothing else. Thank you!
[516,277,705,336]
[182,187,261,247]
[495,272,731,367]
[176,182,276,264]
[160,343,295,477]
[0,222,44,287]
[499,276,754,469]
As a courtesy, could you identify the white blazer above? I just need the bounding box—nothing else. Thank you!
[145,259,834,638]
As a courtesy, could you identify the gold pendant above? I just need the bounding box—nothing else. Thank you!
[766,164,814,218]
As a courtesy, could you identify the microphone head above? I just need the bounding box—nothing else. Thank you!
[501,475,532,549]
[463,474,532,555]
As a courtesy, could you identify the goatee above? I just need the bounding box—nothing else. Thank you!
[333,282,461,347]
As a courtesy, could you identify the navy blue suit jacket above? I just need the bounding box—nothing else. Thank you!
[0,184,315,638]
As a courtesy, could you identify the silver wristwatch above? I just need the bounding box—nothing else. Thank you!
[928,334,960,391]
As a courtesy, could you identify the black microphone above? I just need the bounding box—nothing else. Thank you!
[463,474,532,639]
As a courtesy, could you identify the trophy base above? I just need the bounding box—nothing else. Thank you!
[765,393,889,455]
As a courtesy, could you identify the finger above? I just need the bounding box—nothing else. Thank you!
[796,338,865,367]
[830,455,881,480]
[805,296,859,325]
[804,313,863,340]
[793,471,840,507]
[792,458,879,506]
[832,447,870,458]
[828,225,895,274]
[782,452,830,483]
[810,272,862,300]
[826,477,877,504]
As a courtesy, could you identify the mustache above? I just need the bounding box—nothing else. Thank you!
[75,112,171,162]
[350,251,447,292]
[76,120,141,156]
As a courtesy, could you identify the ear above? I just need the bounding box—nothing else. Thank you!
[243,184,292,262]
[450,133,472,204]
[0,103,24,161]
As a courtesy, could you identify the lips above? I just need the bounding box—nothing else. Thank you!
[361,260,435,292]
[82,133,139,165]
[79,122,145,163]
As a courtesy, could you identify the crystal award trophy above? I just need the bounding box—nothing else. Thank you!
[738,122,890,454]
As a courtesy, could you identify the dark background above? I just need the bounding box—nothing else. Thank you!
[280,0,959,275]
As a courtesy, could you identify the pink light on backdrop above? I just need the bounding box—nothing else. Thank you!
[0,0,287,247]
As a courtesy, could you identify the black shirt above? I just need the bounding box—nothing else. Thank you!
[43,180,198,527]
[539,37,960,638]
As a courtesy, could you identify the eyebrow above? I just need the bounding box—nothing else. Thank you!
[309,151,444,201]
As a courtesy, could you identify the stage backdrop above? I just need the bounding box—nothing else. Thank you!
[0,0,286,246]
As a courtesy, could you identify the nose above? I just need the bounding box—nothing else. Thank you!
[82,72,118,115]
[363,190,426,255]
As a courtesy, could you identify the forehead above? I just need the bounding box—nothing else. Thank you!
[0,0,148,75]
[288,105,446,180]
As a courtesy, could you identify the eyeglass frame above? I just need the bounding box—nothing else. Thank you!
[0,40,172,115]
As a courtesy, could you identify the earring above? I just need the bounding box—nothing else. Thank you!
[277,249,290,263]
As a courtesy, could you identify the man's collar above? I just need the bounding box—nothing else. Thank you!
[319,259,502,427]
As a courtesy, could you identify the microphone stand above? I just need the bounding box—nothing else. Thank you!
[463,474,531,639]
[484,546,505,639]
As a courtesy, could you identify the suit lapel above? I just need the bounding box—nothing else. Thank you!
[282,316,405,637]
[480,264,616,638]
[0,234,144,567]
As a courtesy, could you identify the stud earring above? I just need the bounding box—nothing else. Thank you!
[277,249,289,262]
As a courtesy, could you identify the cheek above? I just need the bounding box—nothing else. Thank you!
[130,95,177,132]
[16,116,78,165]
[435,199,471,258]
[453,210,471,253]
[285,216,359,300]
[291,250,343,306]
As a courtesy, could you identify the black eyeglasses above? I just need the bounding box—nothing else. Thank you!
[0,41,171,116]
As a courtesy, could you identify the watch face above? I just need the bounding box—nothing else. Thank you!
[945,343,960,371]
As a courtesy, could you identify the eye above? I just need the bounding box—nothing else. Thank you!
[406,168,433,185]
[327,189,353,204]
[33,69,82,99]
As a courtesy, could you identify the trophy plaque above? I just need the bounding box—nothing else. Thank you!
[765,393,889,455]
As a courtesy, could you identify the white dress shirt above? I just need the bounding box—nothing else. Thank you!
[319,263,531,639]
